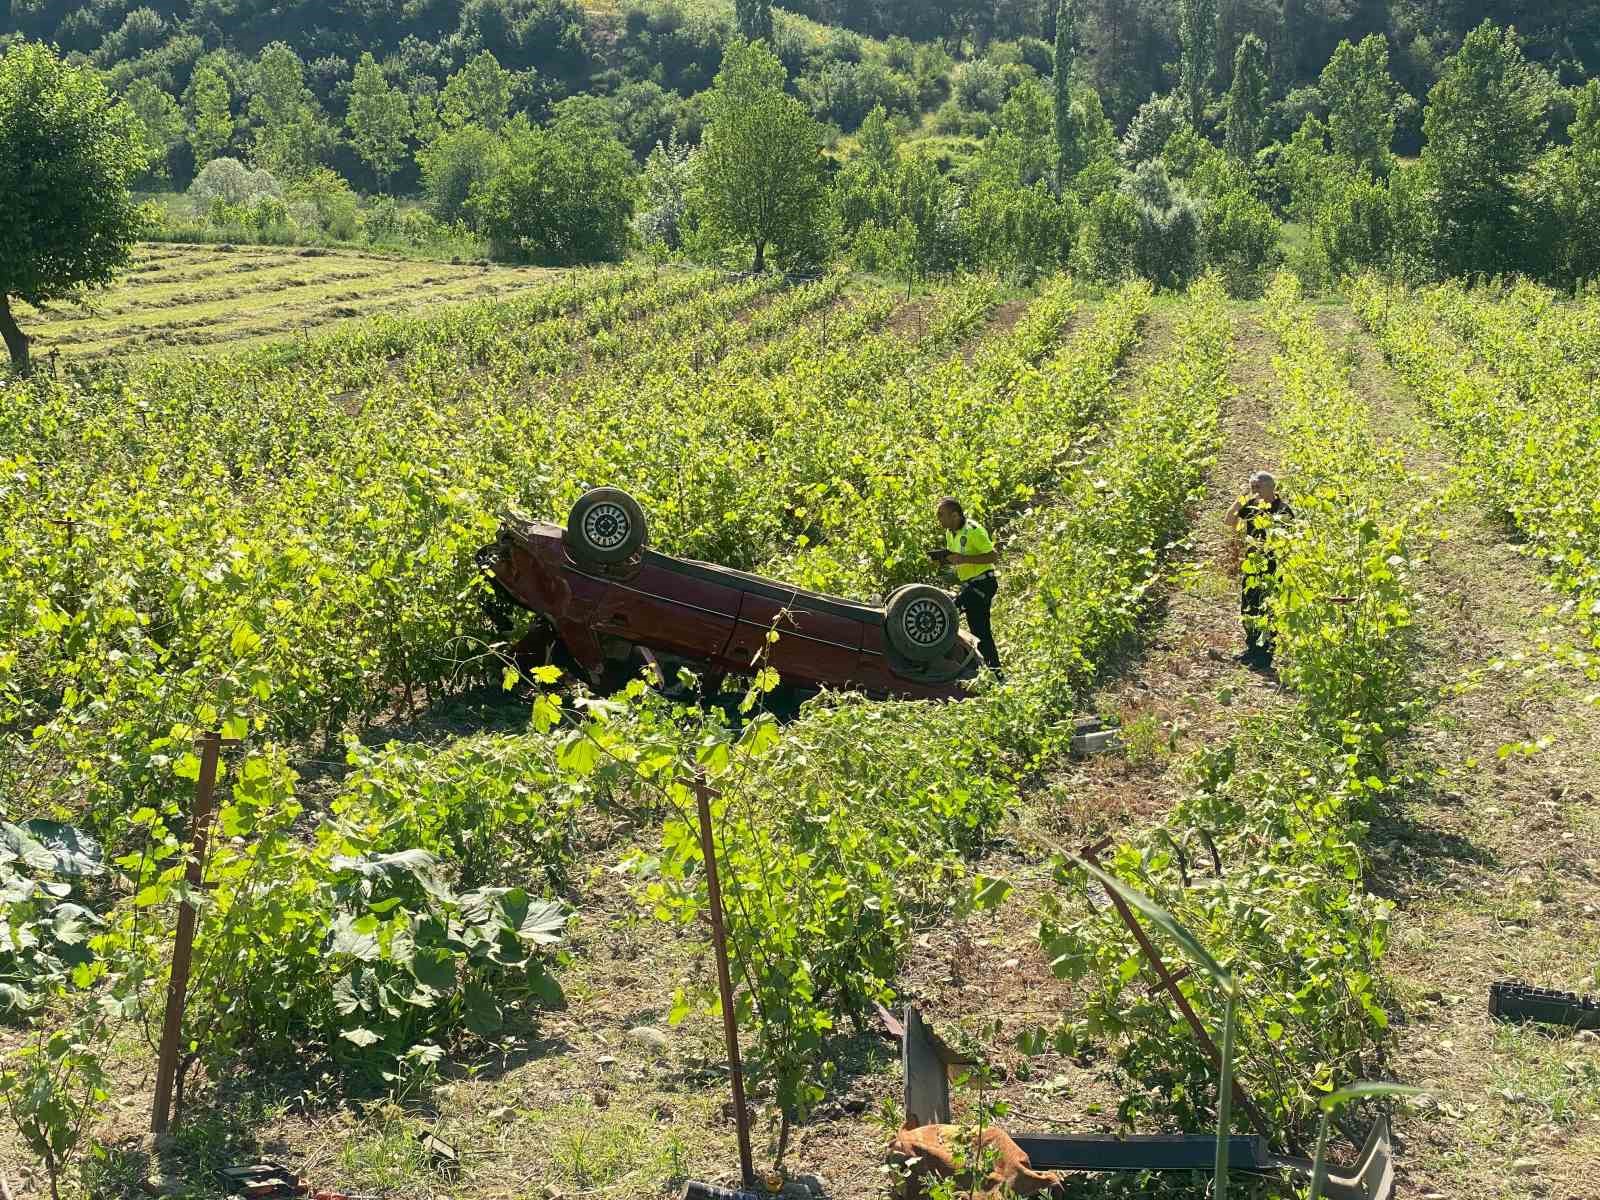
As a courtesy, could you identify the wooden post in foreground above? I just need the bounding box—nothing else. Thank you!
[151,731,232,1135]
[695,777,756,1189]
[1079,838,1275,1144]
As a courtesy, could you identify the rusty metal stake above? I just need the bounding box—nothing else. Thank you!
[695,777,755,1189]
[151,731,235,1135]
[1079,839,1274,1143]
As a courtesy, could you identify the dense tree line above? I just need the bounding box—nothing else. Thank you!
[12,2,1600,142]
[11,0,1600,378]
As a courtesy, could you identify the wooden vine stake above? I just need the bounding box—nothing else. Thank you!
[694,775,755,1189]
[1080,837,1275,1144]
[150,730,236,1135]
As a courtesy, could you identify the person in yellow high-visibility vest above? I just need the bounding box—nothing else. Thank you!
[934,497,1002,677]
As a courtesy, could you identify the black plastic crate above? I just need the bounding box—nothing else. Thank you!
[1488,980,1600,1030]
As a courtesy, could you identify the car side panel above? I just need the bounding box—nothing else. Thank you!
[580,556,741,663]
[732,593,865,686]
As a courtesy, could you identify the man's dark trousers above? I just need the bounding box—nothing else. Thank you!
[955,573,1002,675]
[1241,575,1273,664]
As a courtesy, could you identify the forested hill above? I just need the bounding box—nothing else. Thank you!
[9,0,1600,137]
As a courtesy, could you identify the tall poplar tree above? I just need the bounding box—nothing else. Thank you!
[186,65,233,165]
[1223,34,1268,161]
[1178,0,1218,128]
[1053,0,1076,189]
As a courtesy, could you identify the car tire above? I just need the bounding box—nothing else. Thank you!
[568,487,647,564]
[885,584,959,663]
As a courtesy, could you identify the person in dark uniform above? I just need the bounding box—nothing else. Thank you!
[934,498,1003,678]
[1224,471,1294,669]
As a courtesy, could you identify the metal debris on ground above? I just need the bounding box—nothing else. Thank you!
[885,1004,1398,1200]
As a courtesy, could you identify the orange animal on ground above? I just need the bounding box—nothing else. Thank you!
[886,1120,1062,1199]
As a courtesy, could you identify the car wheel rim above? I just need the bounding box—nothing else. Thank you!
[902,597,949,647]
[584,501,631,551]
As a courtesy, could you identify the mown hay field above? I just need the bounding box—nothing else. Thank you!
[12,243,560,362]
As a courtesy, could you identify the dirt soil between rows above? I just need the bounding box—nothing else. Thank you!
[1315,305,1600,1200]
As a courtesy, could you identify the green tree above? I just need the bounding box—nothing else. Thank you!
[1223,34,1268,162]
[1556,78,1600,281]
[248,43,336,179]
[1421,21,1551,277]
[1053,0,1077,188]
[1204,187,1280,296]
[470,111,637,263]
[736,0,774,44]
[346,53,413,191]
[1121,92,1186,167]
[978,76,1054,188]
[0,42,147,374]
[1321,35,1396,176]
[410,77,442,147]
[185,65,233,165]
[1066,84,1120,199]
[123,78,185,181]
[419,124,505,226]
[889,149,960,280]
[833,105,899,235]
[1177,0,1218,128]
[442,51,513,133]
[636,134,698,255]
[697,38,829,272]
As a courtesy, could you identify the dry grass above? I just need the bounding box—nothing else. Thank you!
[13,244,558,363]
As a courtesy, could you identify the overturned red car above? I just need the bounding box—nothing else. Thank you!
[477,488,980,701]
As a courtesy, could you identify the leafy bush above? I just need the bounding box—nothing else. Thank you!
[0,820,103,1015]
[931,98,992,137]
[86,749,572,1075]
[883,34,916,72]
[419,124,506,227]
[2,1023,112,1200]
[470,114,637,264]
[288,167,361,239]
[1121,91,1186,167]
[1162,126,1251,200]
[953,59,1005,113]
[1309,171,1395,281]
[961,180,1076,281]
[635,134,696,254]
[617,1,723,95]
[188,156,282,208]
[1125,161,1205,290]
[1075,187,1143,280]
[1204,187,1281,297]
[800,60,916,132]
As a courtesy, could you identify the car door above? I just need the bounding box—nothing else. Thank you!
[587,551,741,663]
[731,591,865,689]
